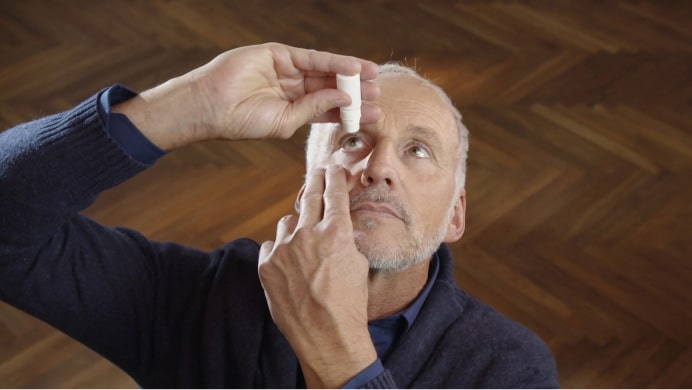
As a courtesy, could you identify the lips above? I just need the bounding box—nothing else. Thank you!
[350,202,402,220]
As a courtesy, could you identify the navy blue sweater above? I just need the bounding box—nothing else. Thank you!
[0,92,559,388]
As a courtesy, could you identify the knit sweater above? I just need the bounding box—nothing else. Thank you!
[0,91,559,388]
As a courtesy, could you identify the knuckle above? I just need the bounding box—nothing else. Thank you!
[301,193,323,202]
[323,189,346,201]
[258,242,290,280]
[257,259,273,281]
[319,219,348,238]
[278,214,297,228]
[291,226,313,242]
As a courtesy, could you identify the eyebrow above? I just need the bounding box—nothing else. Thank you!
[405,125,445,150]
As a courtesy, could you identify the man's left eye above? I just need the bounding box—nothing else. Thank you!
[409,145,430,158]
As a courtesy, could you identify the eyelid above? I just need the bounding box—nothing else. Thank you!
[338,133,370,148]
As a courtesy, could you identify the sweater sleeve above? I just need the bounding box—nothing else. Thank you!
[0,91,210,382]
[0,90,149,244]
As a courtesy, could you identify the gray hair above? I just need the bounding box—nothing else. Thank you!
[308,63,469,193]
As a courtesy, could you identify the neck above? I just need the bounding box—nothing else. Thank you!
[366,258,432,321]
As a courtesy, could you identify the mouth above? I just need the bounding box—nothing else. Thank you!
[350,202,403,220]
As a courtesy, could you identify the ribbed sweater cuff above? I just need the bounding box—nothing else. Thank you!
[360,369,397,388]
[35,89,150,204]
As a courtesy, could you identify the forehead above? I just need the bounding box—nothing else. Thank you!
[372,73,457,137]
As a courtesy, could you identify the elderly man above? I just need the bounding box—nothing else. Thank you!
[0,43,558,388]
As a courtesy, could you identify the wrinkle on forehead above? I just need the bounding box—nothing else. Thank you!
[378,74,454,112]
[376,96,451,119]
[372,76,458,144]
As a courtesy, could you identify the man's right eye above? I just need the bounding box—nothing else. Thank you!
[341,136,365,151]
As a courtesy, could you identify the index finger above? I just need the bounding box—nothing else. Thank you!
[281,45,379,80]
[322,165,351,223]
[297,167,326,228]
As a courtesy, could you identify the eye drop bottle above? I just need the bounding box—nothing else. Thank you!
[336,74,361,133]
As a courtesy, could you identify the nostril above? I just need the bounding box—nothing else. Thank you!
[385,178,392,186]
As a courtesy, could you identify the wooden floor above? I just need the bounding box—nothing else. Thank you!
[1,0,691,387]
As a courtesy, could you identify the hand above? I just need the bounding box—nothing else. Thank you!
[258,165,377,388]
[191,42,381,140]
[114,42,381,150]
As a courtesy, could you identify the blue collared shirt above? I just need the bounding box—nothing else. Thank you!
[345,255,440,388]
[97,85,167,165]
[97,85,441,389]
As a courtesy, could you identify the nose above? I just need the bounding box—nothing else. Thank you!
[360,143,398,188]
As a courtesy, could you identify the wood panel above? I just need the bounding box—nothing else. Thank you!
[1,0,691,387]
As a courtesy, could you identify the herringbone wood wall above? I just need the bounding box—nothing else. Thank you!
[1,0,691,387]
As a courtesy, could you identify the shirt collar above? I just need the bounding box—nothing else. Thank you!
[400,252,440,329]
[369,252,441,330]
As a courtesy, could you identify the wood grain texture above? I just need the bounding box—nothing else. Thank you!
[1,0,691,387]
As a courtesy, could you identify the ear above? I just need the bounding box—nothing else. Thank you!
[294,184,306,214]
[443,190,466,243]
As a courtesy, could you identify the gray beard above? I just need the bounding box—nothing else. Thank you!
[354,200,456,273]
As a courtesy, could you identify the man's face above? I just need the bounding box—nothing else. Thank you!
[319,73,466,271]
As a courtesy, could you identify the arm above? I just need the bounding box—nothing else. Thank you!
[0,93,162,377]
[0,42,381,383]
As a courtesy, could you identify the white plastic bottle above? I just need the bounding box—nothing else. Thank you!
[336,73,361,133]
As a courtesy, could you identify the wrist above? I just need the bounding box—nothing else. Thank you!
[297,328,377,388]
[112,75,209,150]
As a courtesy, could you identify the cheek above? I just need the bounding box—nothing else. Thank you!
[400,149,451,179]
[407,163,438,179]
[406,178,456,224]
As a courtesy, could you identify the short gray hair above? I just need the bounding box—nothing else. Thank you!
[308,63,469,192]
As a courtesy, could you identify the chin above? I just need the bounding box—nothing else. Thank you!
[353,230,429,272]
[352,221,400,248]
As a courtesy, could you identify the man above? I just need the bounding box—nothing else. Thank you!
[0,42,559,388]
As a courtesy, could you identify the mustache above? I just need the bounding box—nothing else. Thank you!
[349,187,412,224]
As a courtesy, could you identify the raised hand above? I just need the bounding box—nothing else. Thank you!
[258,165,376,388]
[113,43,381,150]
